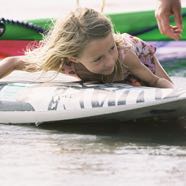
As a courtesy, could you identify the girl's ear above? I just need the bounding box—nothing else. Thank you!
[68,57,79,63]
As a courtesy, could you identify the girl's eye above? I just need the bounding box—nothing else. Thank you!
[94,56,103,62]
[110,45,115,51]
[93,45,115,63]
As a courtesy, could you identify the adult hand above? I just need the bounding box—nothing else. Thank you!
[155,0,183,40]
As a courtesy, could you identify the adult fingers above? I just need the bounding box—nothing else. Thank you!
[159,15,181,40]
[174,11,183,31]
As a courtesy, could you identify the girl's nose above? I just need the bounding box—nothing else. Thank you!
[105,53,115,68]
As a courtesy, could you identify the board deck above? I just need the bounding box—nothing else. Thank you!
[0,72,186,125]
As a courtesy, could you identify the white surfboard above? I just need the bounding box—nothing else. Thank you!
[0,71,186,125]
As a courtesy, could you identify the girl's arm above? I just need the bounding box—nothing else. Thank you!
[0,56,21,78]
[153,55,173,83]
[124,50,174,88]
[0,56,39,78]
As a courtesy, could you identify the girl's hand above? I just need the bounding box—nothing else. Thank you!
[155,77,174,88]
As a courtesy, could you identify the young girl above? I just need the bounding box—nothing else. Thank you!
[0,8,174,88]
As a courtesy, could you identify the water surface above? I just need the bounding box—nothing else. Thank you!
[0,114,186,186]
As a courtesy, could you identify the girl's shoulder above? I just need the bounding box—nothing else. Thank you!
[116,33,139,44]
[114,33,133,63]
[119,33,153,49]
[116,33,156,57]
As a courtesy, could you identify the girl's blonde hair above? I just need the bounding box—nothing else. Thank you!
[25,8,115,72]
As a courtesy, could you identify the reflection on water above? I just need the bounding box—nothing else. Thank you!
[0,57,186,186]
[163,58,186,77]
[0,118,186,186]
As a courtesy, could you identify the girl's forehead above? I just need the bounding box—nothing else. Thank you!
[82,33,115,57]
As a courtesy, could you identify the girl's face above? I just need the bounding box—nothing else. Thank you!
[73,33,118,75]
